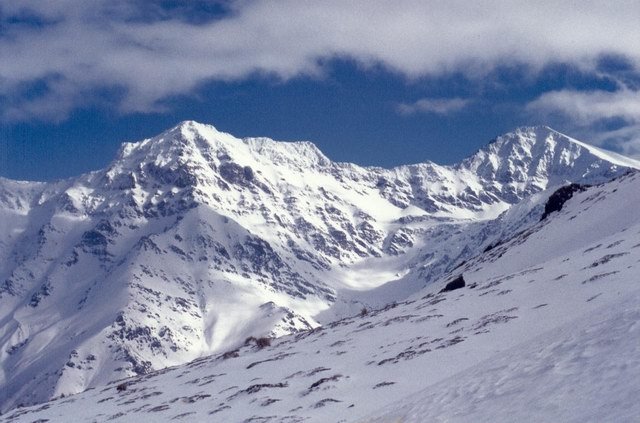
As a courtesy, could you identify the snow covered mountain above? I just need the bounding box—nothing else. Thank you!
[0,122,638,412]
[4,163,640,423]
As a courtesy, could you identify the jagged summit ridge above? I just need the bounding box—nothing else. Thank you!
[113,122,639,179]
[466,125,640,173]
[113,120,331,176]
[102,121,639,217]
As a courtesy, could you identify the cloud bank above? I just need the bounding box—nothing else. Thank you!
[527,89,640,124]
[527,87,640,157]
[396,98,470,116]
[1,1,640,123]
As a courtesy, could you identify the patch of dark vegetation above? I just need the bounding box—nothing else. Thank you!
[221,349,239,360]
[118,399,136,406]
[304,375,343,395]
[196,374,223,387]
[140,391,163,400]
[586,293,602,302]
[116,383,127,392]
[533,303,548,309]
[582,271,620,284]
[583,243,602,253]
[171,412,197,420]
[378,346,432,365]
[413,314,444,323]
[381,314,419,326]
[181,394,211,403]
[218,385,238,394]
[446,318,469,328]
[439,275,465,293]
[246,352,296,369]
[473,309,518,330]
[209,405,231,415]
[148,405,170,412]
[414,297,444,310]
[606,240,624,249]
[435,336,466,349]
[541,184,589,220]
[373,381,396,389]
[241,416,279,423]
[245,336,272,349]
[228,382,288,400]
[326,318,355,329]
[517,267,543,276]
[479,279,502,290]
[351,322,376,333]
[305,367,331,377]
[583,253,629,269]
[313,398,342,408]
[261,398,281,407]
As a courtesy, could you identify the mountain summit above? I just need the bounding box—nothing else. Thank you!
[0,122,637,411]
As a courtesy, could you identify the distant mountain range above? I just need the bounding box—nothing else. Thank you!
[1,121,638,414]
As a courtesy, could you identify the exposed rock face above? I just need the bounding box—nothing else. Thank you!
[440,275,466,293]
[0,121,638,411]
[541,184,589,220]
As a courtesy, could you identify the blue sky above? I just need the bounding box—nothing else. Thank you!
[1,1,640,181]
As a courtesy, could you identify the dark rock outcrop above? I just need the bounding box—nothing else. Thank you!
[440,275,466,293]
[541,184,589,220]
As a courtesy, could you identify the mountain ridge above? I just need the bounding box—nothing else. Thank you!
[0,121,638,412]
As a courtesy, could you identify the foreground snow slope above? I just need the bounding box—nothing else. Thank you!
[365,290,640,423]
[4,170,639,422]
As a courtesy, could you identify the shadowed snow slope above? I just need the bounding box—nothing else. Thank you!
[0,122,638,412]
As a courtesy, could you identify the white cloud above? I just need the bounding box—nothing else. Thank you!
[592,124,640,158]
[526,87,640,158]
[2,0,640,121]
[397,98,470,115]
[526,89,640,124]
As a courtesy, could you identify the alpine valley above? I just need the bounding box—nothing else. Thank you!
[1,122,639,422]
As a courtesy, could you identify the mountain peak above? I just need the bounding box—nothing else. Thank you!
[450,125,640,206]
[167,120,227,142]
[494,125,570,146]
[493,125,640,169]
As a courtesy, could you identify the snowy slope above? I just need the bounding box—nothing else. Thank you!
[0,122,638,412]
[365,292,640,423]
[3,169,639,422]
